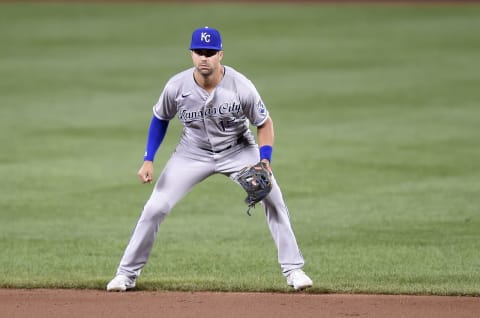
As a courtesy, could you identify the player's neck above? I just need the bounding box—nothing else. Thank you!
[194,66,225,93]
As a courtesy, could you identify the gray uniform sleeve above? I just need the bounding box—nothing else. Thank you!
[241,80,269,127]
[153,83,177,121]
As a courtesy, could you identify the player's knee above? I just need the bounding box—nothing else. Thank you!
[143,198,172,221]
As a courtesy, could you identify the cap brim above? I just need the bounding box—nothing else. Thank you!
[190,46,222,51]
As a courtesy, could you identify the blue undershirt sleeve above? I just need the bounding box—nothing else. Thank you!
[143,115,169,161]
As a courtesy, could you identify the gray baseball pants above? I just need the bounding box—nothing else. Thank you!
[115,143,305,279]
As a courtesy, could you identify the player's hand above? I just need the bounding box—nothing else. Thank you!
[260,159,272,173]
[138,161,154,184]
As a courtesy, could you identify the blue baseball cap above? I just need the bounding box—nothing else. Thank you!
[190,26,223,51]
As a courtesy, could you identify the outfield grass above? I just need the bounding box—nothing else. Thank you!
[0,3,479,295]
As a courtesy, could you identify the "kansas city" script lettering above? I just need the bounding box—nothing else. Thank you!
[179,102,241,121]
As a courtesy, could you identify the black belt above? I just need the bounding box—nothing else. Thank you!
[201,136,244,154]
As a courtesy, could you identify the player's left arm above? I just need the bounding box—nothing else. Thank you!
[257,116,274,170]
[242,80,274,167]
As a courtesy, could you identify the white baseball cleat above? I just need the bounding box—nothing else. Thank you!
[286,269,313,291]
[106,274,136,292]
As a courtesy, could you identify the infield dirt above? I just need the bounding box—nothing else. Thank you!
[2,288,480,318]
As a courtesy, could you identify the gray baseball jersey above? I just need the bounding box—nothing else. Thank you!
[114,65,305,281]
[153,65,268,153]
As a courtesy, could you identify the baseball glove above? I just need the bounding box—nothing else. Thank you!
[235,161,272,215]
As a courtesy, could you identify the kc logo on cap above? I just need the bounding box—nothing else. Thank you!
[200,32,211,43]
[190,26,223,51]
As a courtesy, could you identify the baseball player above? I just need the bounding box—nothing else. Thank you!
[107,26,313,291]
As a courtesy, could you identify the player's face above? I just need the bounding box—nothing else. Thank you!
[191,49,224,76]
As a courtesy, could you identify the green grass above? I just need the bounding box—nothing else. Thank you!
[1,3,480,295]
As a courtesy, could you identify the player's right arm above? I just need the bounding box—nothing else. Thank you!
[138,116,170,184]
[139,79,178,184]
